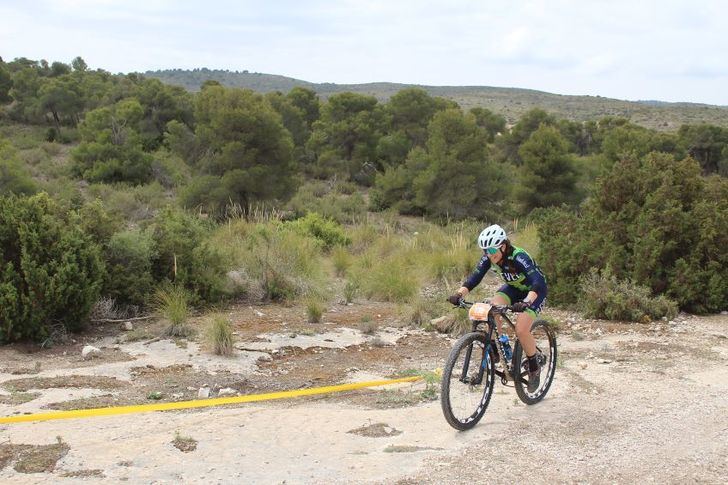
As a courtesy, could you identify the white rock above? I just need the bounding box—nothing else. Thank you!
[81,345,101,360]
[218,388,237,397]
[254,310,265,317]
[198,386,210,399]
[122,321,134,331]
[172,392,184,400]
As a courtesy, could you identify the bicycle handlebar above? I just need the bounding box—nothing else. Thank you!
[455,299,515,313]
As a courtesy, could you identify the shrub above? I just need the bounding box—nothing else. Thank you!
[305,297,325,323]
[343,280,359,304]
[359,259,417,302]
[155,285,192,337]
[285,181,366,224]
[214,221,325,302]
[580,268,678,322]
[359,317,377,335]
[0,193,105,342]
[104,229,156,307]
[86,183,167,225]
[349,223,378,254]
[206,315,234,355]
[0,141,38,196]
[150,208,227,304]
[286,212,350,250]
[151,149,191,189]
[537,152,728,313]
[331,246,352,276]
[40,141,62,157]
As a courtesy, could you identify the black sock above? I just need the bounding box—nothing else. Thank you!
[527,354,539,372]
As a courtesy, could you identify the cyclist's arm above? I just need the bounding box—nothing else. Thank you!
[459,255,492,296]
[514,253,546,303]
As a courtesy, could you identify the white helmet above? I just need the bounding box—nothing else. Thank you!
[477,224,507,250]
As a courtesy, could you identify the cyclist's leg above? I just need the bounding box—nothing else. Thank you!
[515,311,537,356]
[492,284,519,333]
[490,285,525,333]
[515,295,546,356]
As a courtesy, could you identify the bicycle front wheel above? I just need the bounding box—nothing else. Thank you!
[440,332,495,431]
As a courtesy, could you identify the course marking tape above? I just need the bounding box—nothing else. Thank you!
[0,376,422,425]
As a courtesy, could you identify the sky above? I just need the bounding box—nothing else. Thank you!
[2,0,727,105]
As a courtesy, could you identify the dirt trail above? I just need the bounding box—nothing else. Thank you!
[0,304,726,484]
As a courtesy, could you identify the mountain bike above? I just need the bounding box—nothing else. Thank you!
[440,299,557,431]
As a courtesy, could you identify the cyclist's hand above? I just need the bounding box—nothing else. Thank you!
[447,294,462,306]
[511,301,530,312]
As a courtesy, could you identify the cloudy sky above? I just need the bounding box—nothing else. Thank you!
[2,0,727,104]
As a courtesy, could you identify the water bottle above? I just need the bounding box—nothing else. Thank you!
[499,334,513,361]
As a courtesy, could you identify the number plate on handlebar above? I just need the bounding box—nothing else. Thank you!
[468,302,491,321]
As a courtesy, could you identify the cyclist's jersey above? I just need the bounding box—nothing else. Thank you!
[462,246,547,295]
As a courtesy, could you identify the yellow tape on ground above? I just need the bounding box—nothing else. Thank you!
[0,376,422,425]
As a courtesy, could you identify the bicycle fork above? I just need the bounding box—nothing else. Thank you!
[459,342,487,386]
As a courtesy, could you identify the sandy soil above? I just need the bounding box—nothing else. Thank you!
[0,301,726,484]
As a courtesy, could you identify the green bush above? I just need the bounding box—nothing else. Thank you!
[537,152,728,313]
[85,182,167,224]
[286,212,350,250]
[358,258,417,302]
[151,149,191,189]
[285,180,366,224]
[580,268,678,322]
[0,141,38,195]
[331,246,352,276]
[0,193,105,342]
[150,208,227,304]
[104,229,156,307]
[213,220,326,302]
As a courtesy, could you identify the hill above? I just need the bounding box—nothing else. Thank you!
[144,68,728,131]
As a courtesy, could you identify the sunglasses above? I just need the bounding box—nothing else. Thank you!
[486,247,499,255]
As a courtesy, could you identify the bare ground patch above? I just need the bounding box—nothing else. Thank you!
[2,375,128,392]
[42,364,253,410]
[0,391,40,405]
[347,422,403,437]
[0,437,70,474]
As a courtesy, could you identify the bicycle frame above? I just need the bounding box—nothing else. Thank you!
[465,305,519,385]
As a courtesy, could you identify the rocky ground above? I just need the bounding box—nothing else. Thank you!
[0,299,726,484]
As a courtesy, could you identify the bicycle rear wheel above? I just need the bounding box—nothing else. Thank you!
[512,319,557,405]
[440,332,495,431]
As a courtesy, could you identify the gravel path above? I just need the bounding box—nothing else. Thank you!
[0,312,726,484]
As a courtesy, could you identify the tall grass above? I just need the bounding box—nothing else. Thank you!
[211,219,326,301]
[343,280,359,304]
[156,285,192,337]
[331,246,352,277]
[305,297,325,323]
[206,315,234,355]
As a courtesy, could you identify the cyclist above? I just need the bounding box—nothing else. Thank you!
[448,224,547,392]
